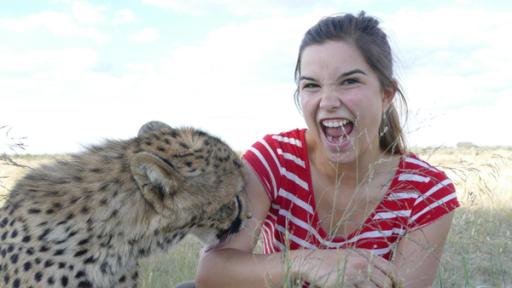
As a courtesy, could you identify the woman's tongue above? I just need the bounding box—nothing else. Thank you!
[324,123,353,143]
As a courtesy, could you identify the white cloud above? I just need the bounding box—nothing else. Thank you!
[112,9,137,25]
[0,48,98,77]
[1,2,511,154]
[0,11,67,32]
[0,10,107,43]
[71,1,107,25]
[0,13,318,154]
[141,0,194,13]
[385,6,512,81]
[141,0,338,16]
[379,5,512,147]
[156,12,324,81]
[407,97,512,147]
[130,27,159,43]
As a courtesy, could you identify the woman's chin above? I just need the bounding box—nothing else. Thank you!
[322,144,357,164]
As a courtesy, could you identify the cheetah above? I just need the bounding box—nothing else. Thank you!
[0,121,249,288]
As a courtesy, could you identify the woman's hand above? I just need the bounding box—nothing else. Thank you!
[292,248,403,288]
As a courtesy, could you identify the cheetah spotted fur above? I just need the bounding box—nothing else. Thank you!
[0,121,249,288]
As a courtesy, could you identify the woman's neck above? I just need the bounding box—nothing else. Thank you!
[309,138,389,189]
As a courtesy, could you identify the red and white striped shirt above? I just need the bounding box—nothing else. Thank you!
[243,129,459,260]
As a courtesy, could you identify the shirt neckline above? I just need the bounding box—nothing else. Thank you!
[300,129,404,243]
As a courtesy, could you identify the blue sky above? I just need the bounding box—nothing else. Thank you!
[1,0,511,154]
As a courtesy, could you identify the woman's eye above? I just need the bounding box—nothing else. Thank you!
[341,78,359,85]
[301,83,319,90]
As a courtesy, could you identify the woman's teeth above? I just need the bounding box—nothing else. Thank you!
[322,119,351,128]
[321,119,354,144]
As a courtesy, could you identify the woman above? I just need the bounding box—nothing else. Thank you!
[194,11,459,287]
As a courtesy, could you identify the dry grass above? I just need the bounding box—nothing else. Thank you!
[415,146,512,206]
[1,147,511,287]
[413,146,512,287]
[0,154,61,201]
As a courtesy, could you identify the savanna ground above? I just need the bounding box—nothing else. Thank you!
[1,146,511,287]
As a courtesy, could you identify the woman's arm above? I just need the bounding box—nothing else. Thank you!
[394,212,456,287]
[196,162,288,287]
[196,163,401,288]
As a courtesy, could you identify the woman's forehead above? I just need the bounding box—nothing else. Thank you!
[300,41,371,78]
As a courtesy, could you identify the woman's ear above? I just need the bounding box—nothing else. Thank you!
[382,80,397,112]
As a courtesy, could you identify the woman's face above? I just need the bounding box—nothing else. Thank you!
[299,40,394,164]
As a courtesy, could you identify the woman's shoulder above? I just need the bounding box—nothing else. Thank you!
[262,128,306,145]
[397,153,460,228]
[401,153,446,174]
[246,128,307,154]
[243,128,307,159]
[396,153,453,186]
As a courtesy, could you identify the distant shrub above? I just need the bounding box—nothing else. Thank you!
[456,142,478,149]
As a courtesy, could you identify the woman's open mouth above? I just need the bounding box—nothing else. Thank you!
[320,118,354,145]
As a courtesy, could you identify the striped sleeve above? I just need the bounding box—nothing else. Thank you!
[242,134,281,201]
[408,170,460,230]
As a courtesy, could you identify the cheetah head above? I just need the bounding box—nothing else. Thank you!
[130,121,250,246]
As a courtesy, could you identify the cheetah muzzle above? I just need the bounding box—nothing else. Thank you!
[0,121,249,288]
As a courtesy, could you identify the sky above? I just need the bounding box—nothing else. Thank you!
[1,0,511,154]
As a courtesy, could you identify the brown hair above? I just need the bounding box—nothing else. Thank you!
[293,11,408,155]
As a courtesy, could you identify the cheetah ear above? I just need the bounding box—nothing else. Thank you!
[138,121,172,137]
[130,152,181,216]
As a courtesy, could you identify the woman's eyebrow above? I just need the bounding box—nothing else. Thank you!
[338,69,367,79]
[299,69,367,82]
[298,76,316,82]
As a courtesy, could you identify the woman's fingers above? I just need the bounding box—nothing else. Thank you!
[367,254,403,288]
[298,249,402,288]
[349,250,399,288]
[367,268,394,288]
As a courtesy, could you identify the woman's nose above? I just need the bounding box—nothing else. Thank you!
[319,87,342,110]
